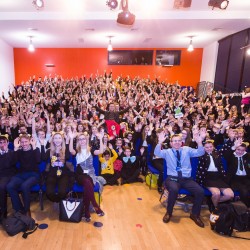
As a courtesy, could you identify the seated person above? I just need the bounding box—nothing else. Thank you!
[224,139,250,207]
[0,134,16,221]
[69,132,105,222]
[196,140,234,211]
[41,131,72,203]
[121,146,143,184]
[7,134,40,217]
[99,143,119,185]
[154,133,205,228]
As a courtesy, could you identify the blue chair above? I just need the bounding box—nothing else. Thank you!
[160,157,211,212]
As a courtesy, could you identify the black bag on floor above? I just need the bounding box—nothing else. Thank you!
[2,212,38,238]
[59,192,84,223]
[210,203,234,236]
[231,201,250,232]
[210,203,250,240]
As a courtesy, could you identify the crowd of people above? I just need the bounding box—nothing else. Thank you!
[0,72,249,227]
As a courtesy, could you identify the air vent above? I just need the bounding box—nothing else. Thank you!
[143,38,152,43]
[28,28,38,31]
[45,64,55,67]
[85,28,95,31]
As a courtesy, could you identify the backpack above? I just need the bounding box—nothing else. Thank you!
[211,203,234,236]
[2,212,38,238]
[231,201,250,232]
[210,203,250,240]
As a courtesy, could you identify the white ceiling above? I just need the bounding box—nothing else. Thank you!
[0,0,250,49]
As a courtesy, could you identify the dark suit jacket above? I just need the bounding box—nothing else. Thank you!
[196,151,226,186]
[224,151,250,183]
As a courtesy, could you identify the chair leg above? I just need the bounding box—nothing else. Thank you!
[149,173,152,190]
[39,189,44,211]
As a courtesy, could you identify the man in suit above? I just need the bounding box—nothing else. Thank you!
[225,139,250,207]
[154,133,205,227]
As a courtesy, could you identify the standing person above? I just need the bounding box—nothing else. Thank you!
[154,133,205,227]
[95,102,130,124]
[0,134,16,221]
[7,134,40,217]
[41,131,72,203]
[69,132,105,222]
[196,140,234,211]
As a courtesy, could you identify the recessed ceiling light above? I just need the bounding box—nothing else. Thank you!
[85,28,95,31]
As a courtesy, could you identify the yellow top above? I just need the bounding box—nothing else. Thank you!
[99,149,118,175]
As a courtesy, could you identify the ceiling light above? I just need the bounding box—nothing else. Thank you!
[106,0,118,10]
[107,36,113,51]
[117,0,135,26]
[187,37,194,52]
[208,0,229,10]
[32,0,44,10]
[28,36,35,52]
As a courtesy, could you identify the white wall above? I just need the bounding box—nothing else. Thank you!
[200,41,219,83]
[0,39,14,97]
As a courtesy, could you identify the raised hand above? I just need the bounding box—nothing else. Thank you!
[108,143,113,150]
[30,137,37,149]
[157,131,167,144]
[234,138,243,149]
[14,137,20,150]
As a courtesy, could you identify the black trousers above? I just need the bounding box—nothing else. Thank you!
[0,176,11,217]
[101,172,120,185]
[121,168,140,183]
[46,174,70,203]
[165,176,204,215]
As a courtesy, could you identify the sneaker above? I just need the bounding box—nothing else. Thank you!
[97,211,105,217]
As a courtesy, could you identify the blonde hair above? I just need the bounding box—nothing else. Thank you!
[76,132,91,154]
[50,132,66,162]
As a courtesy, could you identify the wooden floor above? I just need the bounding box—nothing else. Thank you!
[0,183,249,250]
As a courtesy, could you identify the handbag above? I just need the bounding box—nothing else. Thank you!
[59,192,84,223]
[113,159,123,172]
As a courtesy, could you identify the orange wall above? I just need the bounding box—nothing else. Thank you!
[14,48,203,87]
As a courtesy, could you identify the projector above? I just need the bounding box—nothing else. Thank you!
[117,11,135,25]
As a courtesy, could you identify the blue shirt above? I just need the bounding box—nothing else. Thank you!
[154,144,205,178]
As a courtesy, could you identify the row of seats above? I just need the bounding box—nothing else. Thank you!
[24,155,102,210]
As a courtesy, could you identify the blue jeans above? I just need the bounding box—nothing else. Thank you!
[7,172,39,213]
